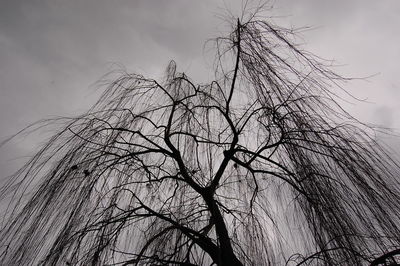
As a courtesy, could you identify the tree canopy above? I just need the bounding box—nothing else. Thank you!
[1,13,400,266]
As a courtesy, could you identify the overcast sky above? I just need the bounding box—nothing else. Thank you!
[1,0,400,177]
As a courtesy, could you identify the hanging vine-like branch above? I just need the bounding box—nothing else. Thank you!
[1,13,400,266]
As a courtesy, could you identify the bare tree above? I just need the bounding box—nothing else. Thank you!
[1,14,400,266]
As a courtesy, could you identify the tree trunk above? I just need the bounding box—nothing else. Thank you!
[203,190,244,266]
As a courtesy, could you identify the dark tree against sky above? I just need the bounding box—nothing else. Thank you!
[1,10,400,266]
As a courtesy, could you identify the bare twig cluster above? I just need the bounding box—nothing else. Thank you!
[1,15,400,266]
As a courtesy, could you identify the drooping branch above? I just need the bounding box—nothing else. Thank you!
[1,13,400,266]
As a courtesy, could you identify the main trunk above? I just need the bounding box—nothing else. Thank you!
[203,191,244,266]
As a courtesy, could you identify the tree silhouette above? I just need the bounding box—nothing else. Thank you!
[1,15,400,266]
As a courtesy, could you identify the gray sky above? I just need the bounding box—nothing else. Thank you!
[1,0,400,177]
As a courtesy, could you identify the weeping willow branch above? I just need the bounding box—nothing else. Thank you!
[1,13,400,266]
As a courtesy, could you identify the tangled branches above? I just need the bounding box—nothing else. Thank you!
[1,16,400,266]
